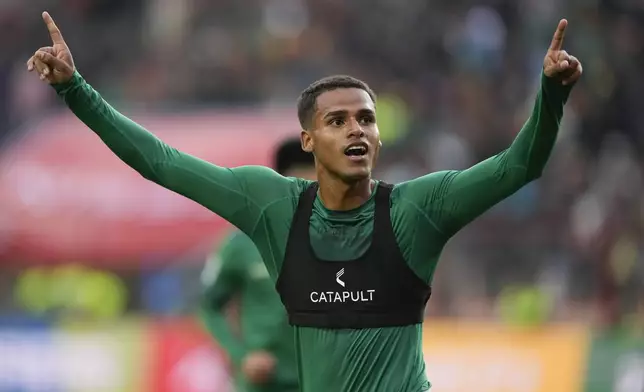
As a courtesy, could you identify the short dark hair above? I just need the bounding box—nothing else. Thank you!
[296,75,376,130]
[274,137,314,175]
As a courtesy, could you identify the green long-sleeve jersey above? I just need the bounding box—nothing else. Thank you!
[200,230,298,392]
[54,71,571,392]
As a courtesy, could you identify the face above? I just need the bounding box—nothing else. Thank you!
[301,88,381,182]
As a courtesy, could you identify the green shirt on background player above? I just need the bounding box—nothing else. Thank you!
[201,232,296,392]
[28,12,582,392]
[200,139,315,392]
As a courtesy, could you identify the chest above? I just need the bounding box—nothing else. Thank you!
[276,183,431,329]
[307,214,374,261]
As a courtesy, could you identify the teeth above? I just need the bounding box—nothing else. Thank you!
[345,145,367,156]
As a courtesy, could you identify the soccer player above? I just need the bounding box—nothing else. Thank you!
[28,12,582,392]
[200,138,315,392]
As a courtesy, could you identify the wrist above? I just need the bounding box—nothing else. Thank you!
[541,70,573,100]
[52,70,82,94]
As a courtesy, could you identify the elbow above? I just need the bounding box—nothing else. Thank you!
[525,171,542,184]
[108,147,163,183]
[503,157,544,185]
[497,166,541,194]
[138,166,162,183]
[524,165,545,183]
[142,147,183,185]
[124,164,162,185]
[133,158,171,185]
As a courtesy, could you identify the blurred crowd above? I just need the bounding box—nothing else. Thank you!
[1,0,644,330]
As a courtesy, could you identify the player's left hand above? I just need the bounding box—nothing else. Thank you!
[26,12,75,85]
[543,19,582,86]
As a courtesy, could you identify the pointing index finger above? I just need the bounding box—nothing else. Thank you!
[42,12,65,45]
[549,19,568,51]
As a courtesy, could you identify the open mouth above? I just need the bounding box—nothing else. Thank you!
[344,142,368,157]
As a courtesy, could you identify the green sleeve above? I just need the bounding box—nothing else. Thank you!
[392,73,571,282]
[53,72,297,235]
[397,73,571,237]
[199,233,250,367]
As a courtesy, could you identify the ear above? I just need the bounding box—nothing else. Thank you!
[379,140,383,147]
[301,130,314,153]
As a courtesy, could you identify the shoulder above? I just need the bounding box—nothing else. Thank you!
[264,177,315,209]
[237,168,313,201]
[229,166,307,200]
[291,178,316,195]
[390,171,456,200]
[387,176,450,231]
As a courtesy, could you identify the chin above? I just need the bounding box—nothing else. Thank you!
[339,168,371,183]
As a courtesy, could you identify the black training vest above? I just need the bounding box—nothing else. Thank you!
[275,182,431,329]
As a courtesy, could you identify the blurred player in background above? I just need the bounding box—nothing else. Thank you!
[200,138,315,392]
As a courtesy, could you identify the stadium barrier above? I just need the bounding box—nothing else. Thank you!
[422,321,589,392]
[1,317,640,392]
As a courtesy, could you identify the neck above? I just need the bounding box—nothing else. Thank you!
[317,172,374,211]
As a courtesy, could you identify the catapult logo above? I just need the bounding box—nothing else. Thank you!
[309,268,376,303]
[336,268,345,287]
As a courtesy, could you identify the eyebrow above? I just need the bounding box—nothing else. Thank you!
[323,108,375,119]
[357,108,376,117]
[323,110,348,120]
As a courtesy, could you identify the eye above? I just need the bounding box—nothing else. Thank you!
[329,118,345,127]
[359,115,375,125]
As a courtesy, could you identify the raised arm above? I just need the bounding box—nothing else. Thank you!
[27,12,296,235]
[396,19,582,237]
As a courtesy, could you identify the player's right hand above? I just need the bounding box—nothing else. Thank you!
[242,350,277,385]
[26,12,75,85]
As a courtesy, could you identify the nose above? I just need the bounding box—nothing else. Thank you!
[347,120,365,139]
